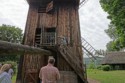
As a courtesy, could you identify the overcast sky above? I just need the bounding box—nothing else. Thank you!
[0,0,111,50]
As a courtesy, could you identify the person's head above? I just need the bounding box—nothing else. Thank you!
[48,57,55,65]
[0,64,10,74]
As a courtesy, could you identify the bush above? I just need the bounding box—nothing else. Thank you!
[97,65,102,70]
[88,62,95,69]
[102,65,112,71]
[0,55,20,62]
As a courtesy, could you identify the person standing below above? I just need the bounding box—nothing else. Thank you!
[0,64,12,83]
[39,57,60,83]
[8,64,14,79]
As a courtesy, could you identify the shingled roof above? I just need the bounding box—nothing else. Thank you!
[102,52,125,65]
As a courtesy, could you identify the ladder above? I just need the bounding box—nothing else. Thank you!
[81,37,100,61]
[79,0,88,8]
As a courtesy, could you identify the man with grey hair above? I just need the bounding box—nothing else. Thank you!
[39,56,60,83]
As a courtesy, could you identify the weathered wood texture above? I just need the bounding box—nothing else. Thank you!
[38,12,57,28]
[59,45,86,82]
[19,5,47,83]
[57,71,78,83]
[57,4,83,70]
[0,40,51,55]
[23,6,38,46]
[18,2,85,83]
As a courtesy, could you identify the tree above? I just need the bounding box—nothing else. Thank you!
[0,24,23,62]
[0,24,23,43]
[100,0,125,51]
[104,24,118,40]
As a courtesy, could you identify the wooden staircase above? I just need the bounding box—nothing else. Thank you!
[58,45,88,83]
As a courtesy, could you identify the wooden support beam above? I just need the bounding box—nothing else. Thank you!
[0,40,51,55]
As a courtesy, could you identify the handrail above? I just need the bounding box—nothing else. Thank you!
[41,32,56,46]
[35,32,56,47]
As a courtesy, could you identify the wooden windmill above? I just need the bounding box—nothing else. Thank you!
[16,0,88,83]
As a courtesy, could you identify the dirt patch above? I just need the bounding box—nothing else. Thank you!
[87,78,100,83]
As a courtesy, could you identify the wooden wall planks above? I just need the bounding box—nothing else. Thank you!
[19,2,84,83]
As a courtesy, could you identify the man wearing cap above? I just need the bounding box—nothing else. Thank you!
[39,57,60,83]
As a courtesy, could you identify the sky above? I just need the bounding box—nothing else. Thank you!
[0,0,111,50]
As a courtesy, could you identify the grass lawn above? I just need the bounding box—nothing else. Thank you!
[87,69,125,83]
[12,74,16,83]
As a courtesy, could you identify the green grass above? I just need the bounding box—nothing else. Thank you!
[87,69,125,83]
[11,69,125,83]
[12,74,16,83]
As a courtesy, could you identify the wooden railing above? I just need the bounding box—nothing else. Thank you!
[41,32,56,46]
[35,32,56,47]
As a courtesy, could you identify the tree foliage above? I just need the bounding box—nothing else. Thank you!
[0,24,23,43]
[100,0,125,51]
[0,24,23,62]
